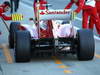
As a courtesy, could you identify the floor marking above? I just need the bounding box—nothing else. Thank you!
[58,65,69,68]
[52,56,62,64]
[55,60,63,64]
[95,54,100,58]
[1,44,13,64]
[52,56,73,73]
[64,70,73,74]
[0,45,2,48]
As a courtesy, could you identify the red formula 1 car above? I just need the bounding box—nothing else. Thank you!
[9,0,95,62]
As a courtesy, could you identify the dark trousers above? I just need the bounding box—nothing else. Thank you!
[10,0,20,13]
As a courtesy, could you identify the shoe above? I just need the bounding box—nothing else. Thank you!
[0,32,2,35]
[98,34,100,37]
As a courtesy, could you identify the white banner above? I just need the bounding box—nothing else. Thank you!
[39,9,72,20]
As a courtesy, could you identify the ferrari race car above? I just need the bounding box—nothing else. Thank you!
[9,0,95,62]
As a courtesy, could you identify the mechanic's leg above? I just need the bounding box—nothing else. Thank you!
[10,0,13,14]
[82,10,89,29]
[98,8,100,37]
[15,0,20,12]
[91,7,100,35]
[97,8,100,19]
[0,30,1,35]
[89,16,94,30]
[14,0,17,12]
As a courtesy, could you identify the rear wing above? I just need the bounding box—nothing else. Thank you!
[39,9,72,21]
[34,0,72,21]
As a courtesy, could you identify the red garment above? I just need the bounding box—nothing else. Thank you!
[82,6,100,34]
[0,4,12,20]
[34,0,47,16]
[89,0,100,34]
[96,1,100,20]
[89,0,100,29]
[34,0,47,10]
[65,0,84,13]
[33,0,47,21]
[39,1,47,10]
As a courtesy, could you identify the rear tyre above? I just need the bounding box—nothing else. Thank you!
[77,29,95,60]
[15,31,31,62]
[9,22,20,48]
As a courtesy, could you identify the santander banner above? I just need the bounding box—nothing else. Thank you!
[39,9,72,20]
[39,10,70,15]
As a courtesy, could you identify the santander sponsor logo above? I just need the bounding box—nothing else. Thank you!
[40,10,70,15]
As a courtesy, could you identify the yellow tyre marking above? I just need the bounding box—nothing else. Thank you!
[2,44,13,64]
[52,56,73,73]
[12,14,23,21]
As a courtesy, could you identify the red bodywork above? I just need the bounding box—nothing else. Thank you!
[33,0,53,39]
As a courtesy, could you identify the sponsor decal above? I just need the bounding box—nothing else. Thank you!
[40,10,70,15]
[40,11,45,15]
